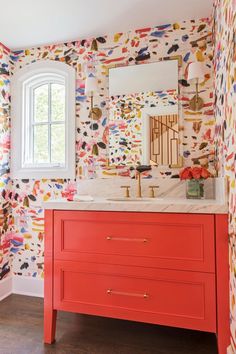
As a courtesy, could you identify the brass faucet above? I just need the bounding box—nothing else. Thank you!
[136,170,142,198]
[135,165,152,198]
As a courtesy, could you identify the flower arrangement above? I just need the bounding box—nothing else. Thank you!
[179,166,212,199]
[179,166,212,180]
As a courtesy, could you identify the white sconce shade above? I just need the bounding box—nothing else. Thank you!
[85,75,99,96]
[187,62,206,82]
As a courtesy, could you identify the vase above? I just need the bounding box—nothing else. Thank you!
[186,179,204,199]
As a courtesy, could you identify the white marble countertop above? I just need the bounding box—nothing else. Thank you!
[43,197,228,214]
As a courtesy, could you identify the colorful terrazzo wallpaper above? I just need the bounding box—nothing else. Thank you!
[0,18,216,280]
[213,0,236,351]
[10,17,215,179]
[0,43,11,281]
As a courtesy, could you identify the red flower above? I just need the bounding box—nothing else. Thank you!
[192,167,202,179]
[200,167,211,179]
[179,166,211,180]
[179,167,192,180]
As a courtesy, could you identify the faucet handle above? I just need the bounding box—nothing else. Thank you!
[121,185,131,198]
[149,185,159,198]
[136,165,152,173]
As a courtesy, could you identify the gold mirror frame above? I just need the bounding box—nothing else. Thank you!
[106,55,183,169]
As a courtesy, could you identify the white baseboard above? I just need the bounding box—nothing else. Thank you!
[12,275,44,298]
[0,276,12,301]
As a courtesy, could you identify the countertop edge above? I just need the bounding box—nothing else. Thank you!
[42,199,228,214]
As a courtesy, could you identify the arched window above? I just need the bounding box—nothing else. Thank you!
[11,61,76,179]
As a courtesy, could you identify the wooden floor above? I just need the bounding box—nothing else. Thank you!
[0,295,217,354]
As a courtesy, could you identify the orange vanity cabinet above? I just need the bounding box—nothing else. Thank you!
[44,210,229,354]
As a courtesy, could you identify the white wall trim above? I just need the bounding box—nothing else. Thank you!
[12,275,44,298]
[11,60,76,180]
[0,276,12,301]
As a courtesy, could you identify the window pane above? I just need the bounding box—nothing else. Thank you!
[51,84,65,121]
[34,84,49,122]
[51,124,65,164]
[34,125,49,163]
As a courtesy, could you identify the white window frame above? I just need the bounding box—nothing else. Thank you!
[11,60,76,179]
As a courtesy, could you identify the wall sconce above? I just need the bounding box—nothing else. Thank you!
[85,74,102,120]
[187,62,206,111]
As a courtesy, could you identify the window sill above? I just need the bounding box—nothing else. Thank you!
[10,166,75,180]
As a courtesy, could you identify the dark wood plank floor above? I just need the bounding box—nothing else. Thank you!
[0,295,217,354]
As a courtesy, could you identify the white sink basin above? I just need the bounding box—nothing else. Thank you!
[107,197,163,202]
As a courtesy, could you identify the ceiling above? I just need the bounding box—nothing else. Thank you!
[0,0,213,50]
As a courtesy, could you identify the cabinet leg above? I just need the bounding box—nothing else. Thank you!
[44,210,56,344]
[215,215,230,354]
[44,308,57,344]
[217,333,229,354]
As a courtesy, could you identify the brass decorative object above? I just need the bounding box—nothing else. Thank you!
[150,114,180,167]
[189,81,204,111]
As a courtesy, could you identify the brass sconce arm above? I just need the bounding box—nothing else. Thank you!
[189,79,204,111]
[187,62,205,111]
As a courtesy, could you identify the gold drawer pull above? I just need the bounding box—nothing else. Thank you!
[106,288,149,299]
[106,236,148,243]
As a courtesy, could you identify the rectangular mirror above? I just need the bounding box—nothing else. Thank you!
[108,60,180,167]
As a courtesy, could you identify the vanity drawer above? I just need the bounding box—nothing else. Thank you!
[54,211,215,272]
[53,261,216,332]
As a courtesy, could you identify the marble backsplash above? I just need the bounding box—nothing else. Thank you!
[77,177,226,202]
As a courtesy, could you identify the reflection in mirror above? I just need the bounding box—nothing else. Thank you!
[150,114,179,166]
[142,104,179,167]
[108,60,180,167]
